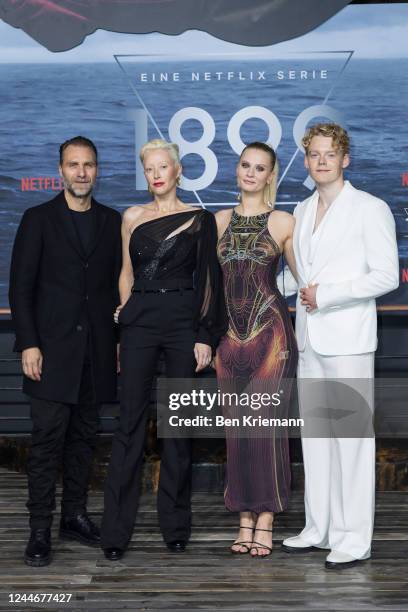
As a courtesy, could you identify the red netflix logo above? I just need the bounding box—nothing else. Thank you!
[21,177,63,191]
[402,173,408,187]
[401,269,408,283]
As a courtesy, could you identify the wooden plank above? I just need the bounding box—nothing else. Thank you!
[0,468,407,611]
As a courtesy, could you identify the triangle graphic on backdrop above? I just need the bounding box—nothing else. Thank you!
[115,51,353,206]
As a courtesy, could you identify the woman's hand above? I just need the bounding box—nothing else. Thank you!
[113,304,123,324]
[194,342,212,372]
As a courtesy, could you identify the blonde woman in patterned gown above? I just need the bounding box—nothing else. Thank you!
[215,142,298,557]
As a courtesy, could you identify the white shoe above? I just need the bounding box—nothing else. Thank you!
[325,550,370,569]
[282,535,315,553]
[326,551,356,563]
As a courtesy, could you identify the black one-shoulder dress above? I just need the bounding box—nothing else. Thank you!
[101,209,227,549]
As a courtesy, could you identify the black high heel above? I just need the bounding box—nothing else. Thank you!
[250,527,273,558]
[230,525,255,555]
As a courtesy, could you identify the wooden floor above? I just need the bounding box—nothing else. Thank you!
[0,468,407,611]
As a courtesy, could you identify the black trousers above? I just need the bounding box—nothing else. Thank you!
[26,351,99,529]
[101,289,196,548]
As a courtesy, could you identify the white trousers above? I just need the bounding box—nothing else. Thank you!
[298,335,375,559]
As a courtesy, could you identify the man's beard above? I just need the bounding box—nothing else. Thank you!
[64,180,93,199]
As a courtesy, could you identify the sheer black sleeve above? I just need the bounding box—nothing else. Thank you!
[193,210,228,351]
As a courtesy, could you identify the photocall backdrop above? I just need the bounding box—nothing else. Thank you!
[0,1,407,309]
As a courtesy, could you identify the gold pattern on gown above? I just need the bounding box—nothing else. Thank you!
[216,210,298,513]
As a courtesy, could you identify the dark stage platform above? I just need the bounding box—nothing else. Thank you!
[0,468,407,611]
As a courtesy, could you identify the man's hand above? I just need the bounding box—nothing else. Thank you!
[22,347,43,381]
[194,342,212,372]
[300,284,318,313]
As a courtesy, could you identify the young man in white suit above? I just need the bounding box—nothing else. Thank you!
[282,123,399,569]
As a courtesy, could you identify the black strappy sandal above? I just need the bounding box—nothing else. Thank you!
[230,525,255,555]
[249,527,273,558]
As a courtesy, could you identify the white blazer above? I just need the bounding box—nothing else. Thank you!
[293,181,399,355]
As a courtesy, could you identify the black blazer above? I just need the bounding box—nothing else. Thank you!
[9,191,122,404]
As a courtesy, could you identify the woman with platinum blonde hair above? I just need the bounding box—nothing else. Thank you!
[215,142,298,558]
[101,138,227,560]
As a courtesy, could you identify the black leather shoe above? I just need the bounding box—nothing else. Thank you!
[281,544,315,554]
[59,514,100,547]
[166,540,187,553]
[103,547,124,561]
[24,528,52,567]
[325,559,364,570]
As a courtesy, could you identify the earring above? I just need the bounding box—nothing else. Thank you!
[176,176,181,186]
[266,181,273,208]
[237,192,242,202]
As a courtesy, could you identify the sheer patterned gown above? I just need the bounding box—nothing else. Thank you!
[216,210,298,514]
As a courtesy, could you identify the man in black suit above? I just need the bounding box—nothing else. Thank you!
[9,136,122,566]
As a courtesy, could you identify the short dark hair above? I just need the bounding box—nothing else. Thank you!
[59,136,98,164]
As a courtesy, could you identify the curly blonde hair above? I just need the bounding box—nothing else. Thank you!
[302,123,350,155]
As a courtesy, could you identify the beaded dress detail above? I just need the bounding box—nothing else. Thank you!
[127,209,227,348]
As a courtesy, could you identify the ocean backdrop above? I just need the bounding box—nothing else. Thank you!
[0,58,407,307]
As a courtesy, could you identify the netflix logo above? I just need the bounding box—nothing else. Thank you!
[21,177,63,191]
[402,173,408,187]
[399,257,408,287]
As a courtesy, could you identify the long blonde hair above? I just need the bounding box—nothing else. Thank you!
[239,142,278,209]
